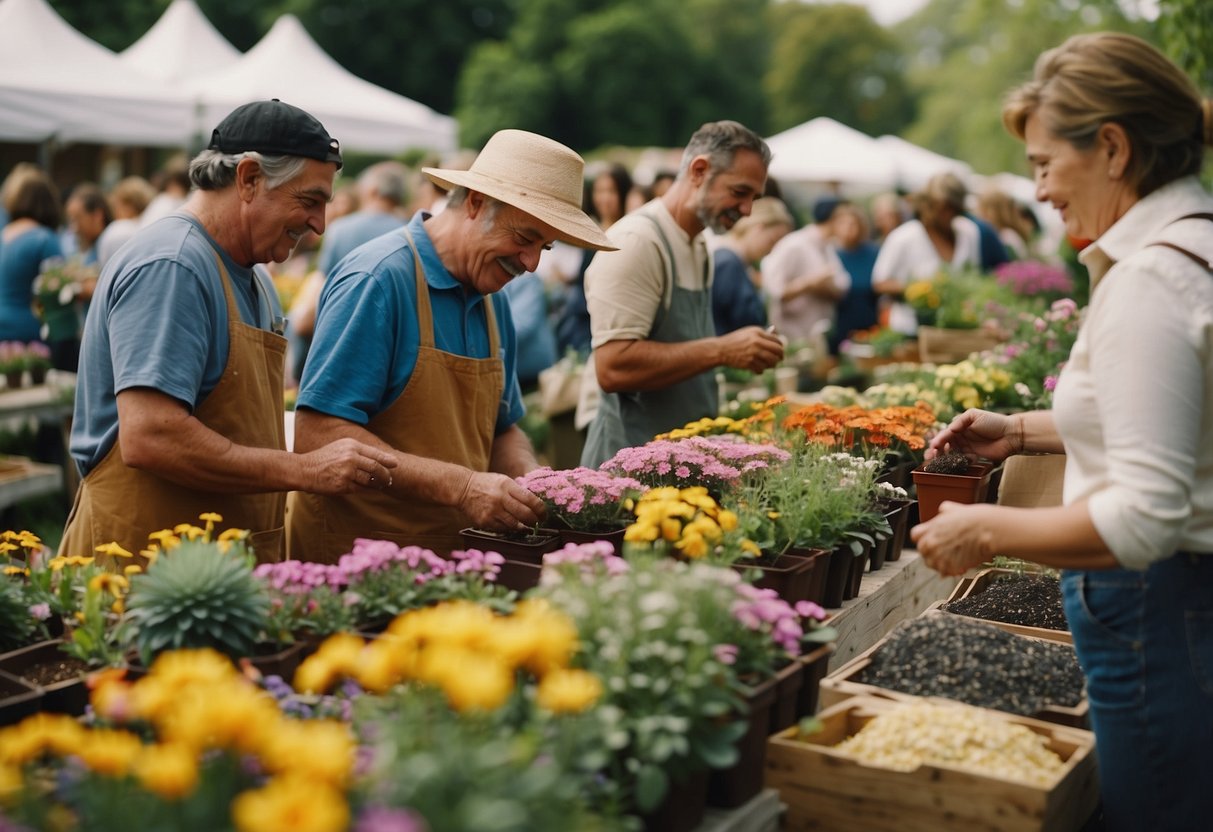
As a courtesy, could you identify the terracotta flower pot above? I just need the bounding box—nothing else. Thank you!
[912,461,995,524]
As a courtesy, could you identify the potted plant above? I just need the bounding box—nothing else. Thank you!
[0,341,28,389]
[912,452,997,523]
[599,434,790,500]
[536,556,751,830]
[515,466,643,548]
[125,520,270,668]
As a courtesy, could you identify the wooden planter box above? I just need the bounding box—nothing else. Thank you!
[916,325,1003,364]
[0,668,42,726]
[911,461,995,523]
[765,696,1099,832]
[818,614,1088,729]
[941,567,1071,643]
[0,639,91,716]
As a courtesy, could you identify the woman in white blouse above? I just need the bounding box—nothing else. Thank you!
[913,32,1213,832]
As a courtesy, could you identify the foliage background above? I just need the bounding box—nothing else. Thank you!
[44,0,1209,176]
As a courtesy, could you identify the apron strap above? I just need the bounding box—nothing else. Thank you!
[400,225,500,358]
[1147,213,1213,275]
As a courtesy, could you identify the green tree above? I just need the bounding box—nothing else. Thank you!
[1157,0,1213,89]
[456,0,771,153]
[764,3,917,137]
[898,0,1153,174]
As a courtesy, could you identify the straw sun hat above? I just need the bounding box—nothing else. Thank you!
[423,130,616,251]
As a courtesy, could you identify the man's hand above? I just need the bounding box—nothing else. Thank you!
[717,326,785,373]
[296,438,399,494]
[459,472,547,531]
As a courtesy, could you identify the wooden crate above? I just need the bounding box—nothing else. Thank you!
[819,611,1087,729]
[942,568,1072,644]
[766,695,1099,832]
[916,325,1003,364]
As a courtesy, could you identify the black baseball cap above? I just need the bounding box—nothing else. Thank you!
[208,99,342,170]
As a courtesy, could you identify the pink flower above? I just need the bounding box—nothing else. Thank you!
[1043,375,1058,392]
[713,643,739,665]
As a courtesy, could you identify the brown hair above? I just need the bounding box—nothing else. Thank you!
[1003,32,1210,197]
[109,176,156,216]
[4,166,61,228]
[977,189,1033,243]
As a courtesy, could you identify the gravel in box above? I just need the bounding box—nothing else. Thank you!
[857,615,1085,716]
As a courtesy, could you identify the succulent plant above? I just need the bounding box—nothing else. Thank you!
[922,452,973,475]
[126,540,270,665]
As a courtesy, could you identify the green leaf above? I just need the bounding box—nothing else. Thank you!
[634,764,669,813]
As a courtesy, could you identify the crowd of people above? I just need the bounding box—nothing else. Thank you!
[0,30,1211,831]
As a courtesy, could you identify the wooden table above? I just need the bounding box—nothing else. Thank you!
[0,456,63,511]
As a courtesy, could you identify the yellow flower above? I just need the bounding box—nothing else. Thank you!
[94,541,134,559]
[260,720,355,786]
[75,728,144,776]
[134,743,199,800]
[659,517,683,542]
[536,669,603,713]
[624,520,659,543]
[0,713,86,765]
[2,565,27,576]
[232,775,349,832]
[147,529,180,550]
[740,539,761,558]
[124,564,143,577]
[89,573,129,596]
[219,527,250,542]
[0,762,21,802]
[198,511,223,525]
[294,656,339,695]
[0,542,16,555]
[717,510,738,532]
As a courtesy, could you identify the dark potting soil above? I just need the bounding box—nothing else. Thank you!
[943,573,1068,631]
[21,656,88,687]
[857,615,1085,716]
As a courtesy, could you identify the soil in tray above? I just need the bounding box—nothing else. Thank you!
[20,656,89,687]
[943,573,1068,631]
[857,615,1085,717]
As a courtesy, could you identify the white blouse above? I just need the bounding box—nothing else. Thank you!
[1053,176,1213,569]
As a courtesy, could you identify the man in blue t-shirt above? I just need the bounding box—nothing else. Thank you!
[62,99,396,562]
[289,130,617,559]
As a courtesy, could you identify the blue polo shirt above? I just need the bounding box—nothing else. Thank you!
[297,214,524,433]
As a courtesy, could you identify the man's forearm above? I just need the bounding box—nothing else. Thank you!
[490,425,539,478]
[595,338,719,392]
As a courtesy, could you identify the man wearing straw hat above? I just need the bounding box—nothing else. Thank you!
[580,120,785,468]
[288,130,616,560]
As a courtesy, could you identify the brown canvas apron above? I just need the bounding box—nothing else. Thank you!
[287,228,502,561]
[60,250,288,565]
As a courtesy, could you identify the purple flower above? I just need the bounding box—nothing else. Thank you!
[1043,375,1058,392]
[354,805,428,832]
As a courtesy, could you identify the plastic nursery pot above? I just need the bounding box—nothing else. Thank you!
[911,461,994,524]
[458,527,562,564]
[707,672,779,809]
[732,548,827,606]
[556,526,626,553]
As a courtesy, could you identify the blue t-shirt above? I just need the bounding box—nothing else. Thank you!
[500,272,557,386]
[317,211,405,277]
[298,214,524,434]
[0,225,62,342]
[711,247,766,335]
[71,213,282,476]
[831,241,880,352]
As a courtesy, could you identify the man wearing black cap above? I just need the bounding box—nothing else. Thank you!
[760,195,851,345]
[61,100,397,564]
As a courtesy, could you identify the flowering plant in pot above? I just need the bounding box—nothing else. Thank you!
[1,647,358,832]
[600,435,790,499]
[295,600,623,829]
[536,556,748,818]
[984,297,1083,410]
[994,260,1075,304]
[254,540,512,639]
[515,466,643,534]
[623,485,759,564]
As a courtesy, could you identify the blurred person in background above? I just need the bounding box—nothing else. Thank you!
[0,166,62,345]
[140,160,191,228]
[710,196,794,335]
[761,195,850,344]
[554,162,633,356]
[63,184,111,267]
[977,188,1036,260]
[97,176,156,269]
[870,191,907,242]
[828,203,881,353]
[913,33,1213,830]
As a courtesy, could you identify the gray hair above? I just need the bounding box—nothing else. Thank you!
[678,121,772,180]
[188,150,309,192]
[445,186,503,223]
[358,161,409,206]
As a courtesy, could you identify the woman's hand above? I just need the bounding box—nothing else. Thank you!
[926,409,1022,463]
[911,502,998,576]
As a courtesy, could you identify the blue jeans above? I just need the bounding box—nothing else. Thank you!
[1063,555,1213,832]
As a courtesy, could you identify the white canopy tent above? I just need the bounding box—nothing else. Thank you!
[0,0,192,146]
[765,117,898,191]
[119,0,240,85]
[876,134,973,192]
[186,15,458,156]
